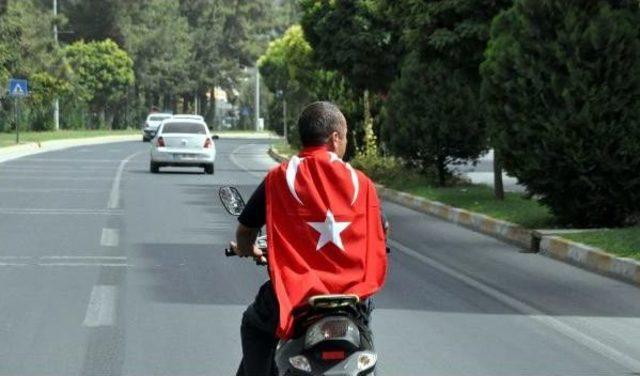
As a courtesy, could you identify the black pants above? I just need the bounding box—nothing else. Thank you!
[236,281,279,376]
[236,281,374,376]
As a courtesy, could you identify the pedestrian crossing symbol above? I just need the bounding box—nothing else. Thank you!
[8,79,28,97]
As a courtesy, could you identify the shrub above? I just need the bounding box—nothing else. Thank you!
[386,53,487,186]
[481,0,640,227]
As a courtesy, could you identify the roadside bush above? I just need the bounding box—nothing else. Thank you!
[350,153,407,186]
[386,53,487,187]
[481,0,640,227]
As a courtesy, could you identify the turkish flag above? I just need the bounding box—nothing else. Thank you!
[265,146,387,338]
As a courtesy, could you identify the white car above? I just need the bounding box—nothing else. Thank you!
[150,119,217,174]
[142,113,173,142]
[172,114,205,122]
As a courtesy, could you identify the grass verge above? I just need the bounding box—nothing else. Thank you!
[0,129,138,147]
[399,184,556,229]
[563,228,640,260]
[271,140,298,158]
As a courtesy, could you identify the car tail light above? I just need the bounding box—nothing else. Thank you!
[156,137,165,147]
[204,138,212,148]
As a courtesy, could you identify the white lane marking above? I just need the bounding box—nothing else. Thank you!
[83,285,117,327]
[108,151,143,209]
[0,166,118,171]
[40,256,126,260]
[0,188,109,193]
[0,208,123,215]
[17,158,123,163]
[0,176,112,181]
[0,262,29,267]
[0,256,31,260]
[388,239,640,372]
[40,263,132,267]
[100,228,119,247]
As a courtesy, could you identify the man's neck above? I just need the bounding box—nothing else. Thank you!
[299,145,330,157]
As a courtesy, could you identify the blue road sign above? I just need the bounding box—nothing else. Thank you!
[8,79,28,97]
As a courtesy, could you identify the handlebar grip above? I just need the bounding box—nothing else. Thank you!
[224,248,236,257]
[255,256,268,265]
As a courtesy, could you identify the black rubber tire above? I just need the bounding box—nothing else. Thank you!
[150,161,160,173]
[142,136,149,142]
[204,163,214,175]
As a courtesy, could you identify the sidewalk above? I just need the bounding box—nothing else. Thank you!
[0,135,139,163]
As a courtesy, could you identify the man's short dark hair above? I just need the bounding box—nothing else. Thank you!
[297,101,345,147]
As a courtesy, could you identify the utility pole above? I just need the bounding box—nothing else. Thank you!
[283,97,287,145]
[53,0,60,131]
[255,66,260,131]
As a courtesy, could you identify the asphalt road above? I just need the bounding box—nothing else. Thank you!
[1,139,639,375]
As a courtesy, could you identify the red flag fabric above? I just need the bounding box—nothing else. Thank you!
[265,146,388,338]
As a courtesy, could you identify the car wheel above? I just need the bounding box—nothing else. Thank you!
[150,161,160,173]
[143,136,149,142]
[204,163,214,175]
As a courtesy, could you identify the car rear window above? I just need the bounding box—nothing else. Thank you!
[149,115,171,121]
[162,123,207,134]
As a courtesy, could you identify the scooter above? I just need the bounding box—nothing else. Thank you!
[219,186,378,376]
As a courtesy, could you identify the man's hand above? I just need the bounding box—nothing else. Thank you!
[229,240,264,258]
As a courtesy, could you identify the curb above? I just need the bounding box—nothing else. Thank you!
[0,134,140,163]
[268,147,640,287]
[268,147,288,163]
[375,185,532,249]
[540,236,640,285]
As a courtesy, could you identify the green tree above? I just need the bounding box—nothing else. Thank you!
[61,0,124,44]
[383,0,511,195]
[300,0,400,154]
[481,0,640,227]
[259,25,316,141]
[387,53,485,186]
[65,39,134,128]
[0,0,66,131]
[258,24,362,153]
[120,0,192,114]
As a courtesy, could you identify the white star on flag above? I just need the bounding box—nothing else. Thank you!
[307,210,351,251]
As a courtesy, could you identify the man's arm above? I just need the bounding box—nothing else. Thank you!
[228,181,267,258]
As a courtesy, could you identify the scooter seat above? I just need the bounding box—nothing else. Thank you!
[308,294,360,309]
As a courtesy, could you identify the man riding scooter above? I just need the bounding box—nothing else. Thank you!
[229,101,388,375]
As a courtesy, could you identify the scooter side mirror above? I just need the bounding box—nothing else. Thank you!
[219,186,246,216]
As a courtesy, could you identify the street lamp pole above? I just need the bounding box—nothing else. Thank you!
[282,96,287,145]
[255,66,260,131]
[53,0,60,131]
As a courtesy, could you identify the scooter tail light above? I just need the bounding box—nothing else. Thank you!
[321,350,346,360]
[305,317,360,349]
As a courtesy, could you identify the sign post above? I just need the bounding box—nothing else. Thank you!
[8,79,28,144]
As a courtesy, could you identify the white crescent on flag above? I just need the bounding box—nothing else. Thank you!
[285,152,359,206]
[285,156,305,205]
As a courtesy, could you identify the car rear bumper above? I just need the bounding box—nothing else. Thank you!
[151,148,215,165]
